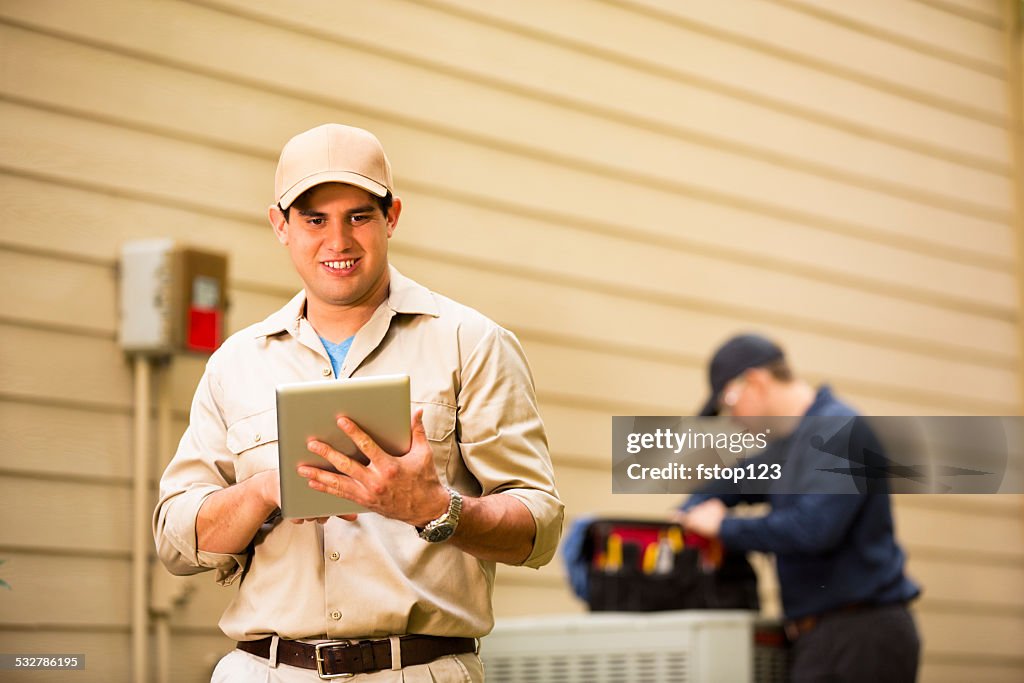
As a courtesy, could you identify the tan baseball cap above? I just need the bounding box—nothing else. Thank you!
[274,123,393,209]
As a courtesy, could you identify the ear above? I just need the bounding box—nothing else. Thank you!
[268,204,289,245]
[385,196,403,239]
[746,367,772,393]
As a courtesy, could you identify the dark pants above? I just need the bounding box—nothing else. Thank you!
[791,603,920,683]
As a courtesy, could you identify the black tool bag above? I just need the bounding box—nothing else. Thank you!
[583,518,759,612]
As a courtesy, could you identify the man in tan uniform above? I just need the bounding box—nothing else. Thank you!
[154,124,564,682]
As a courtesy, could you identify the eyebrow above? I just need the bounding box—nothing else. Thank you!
[296,204,377,217]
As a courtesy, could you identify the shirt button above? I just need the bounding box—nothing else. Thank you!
[330,610,342,620]
[254,433,261,442]
[329,552,340,561]
[322,367,332,377]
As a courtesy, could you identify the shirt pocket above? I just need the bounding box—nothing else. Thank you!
[414,401,457,481]
[226,409,279,482]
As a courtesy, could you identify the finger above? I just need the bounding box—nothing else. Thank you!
[305,441,370,484]
[289,517,326,524]
[409,408,428,450]
[298,464,365,490]
[335,416,389,466]
[304,470,369,506]
[299,464,353,490]
[337,514,358,522]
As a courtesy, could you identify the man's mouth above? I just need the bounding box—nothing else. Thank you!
[322,258,359,273]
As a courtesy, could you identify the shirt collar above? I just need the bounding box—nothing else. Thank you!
[803,385,835,417]
[252,265,438,339]
[385,265,440,317]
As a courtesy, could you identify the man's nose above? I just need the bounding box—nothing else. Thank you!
[327,222,353,251]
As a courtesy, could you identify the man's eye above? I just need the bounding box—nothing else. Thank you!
[307,217,326,226]
[350,214,371,224]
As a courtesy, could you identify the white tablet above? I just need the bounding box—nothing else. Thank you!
[275,374,411,519]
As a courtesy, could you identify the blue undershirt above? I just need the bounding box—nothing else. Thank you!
[319,335,354,378]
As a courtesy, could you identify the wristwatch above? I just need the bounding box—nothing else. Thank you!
[418,487,462,543]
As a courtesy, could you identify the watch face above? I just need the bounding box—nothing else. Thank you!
[426,524,455,543]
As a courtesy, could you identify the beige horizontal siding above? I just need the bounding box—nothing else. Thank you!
[916,0,1007,28]
[919,660,1024,683]
[0,552,134,628]
[0,5,1015,249]
[390,0,1012,166]
[893,499,1024,561]
[907,554,1024,610]
[1,1,1021,681]
[773,0,1007,72]
[918,609,1024,660]
[0,478,131,555]
[602,0,1007,117]
[0,401,136,484]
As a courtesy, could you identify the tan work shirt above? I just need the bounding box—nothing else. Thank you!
[153,267,563,641]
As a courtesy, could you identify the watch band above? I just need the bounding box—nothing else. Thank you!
[418,487,462,543]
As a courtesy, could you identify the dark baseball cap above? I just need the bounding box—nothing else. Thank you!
[698,334,785,416]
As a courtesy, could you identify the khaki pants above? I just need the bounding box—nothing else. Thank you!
[211,648,484,683]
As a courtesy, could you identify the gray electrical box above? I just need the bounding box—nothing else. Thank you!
[118,240,228,356]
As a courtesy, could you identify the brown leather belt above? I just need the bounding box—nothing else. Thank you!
[784,614,821,641]
[237,635,476,678]
[784,602,901,641]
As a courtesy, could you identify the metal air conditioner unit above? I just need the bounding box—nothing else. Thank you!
[480,611,754,683]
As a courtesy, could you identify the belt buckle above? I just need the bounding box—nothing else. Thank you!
[314,642,356,680]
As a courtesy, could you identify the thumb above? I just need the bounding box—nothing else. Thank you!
[410,408,428,448]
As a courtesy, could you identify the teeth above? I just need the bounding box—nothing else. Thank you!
[325,259,355,270]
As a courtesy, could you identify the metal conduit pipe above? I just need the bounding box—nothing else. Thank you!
[132,355,152,683]
[155,360,172,683]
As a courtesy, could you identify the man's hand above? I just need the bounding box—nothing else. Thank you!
[196,469,307,555]
[253,469,332,525]
[681,498,727,539]
[298,408,538,563]
[299,409,450,527]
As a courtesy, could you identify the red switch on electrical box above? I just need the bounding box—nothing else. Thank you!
[186,274,223,352]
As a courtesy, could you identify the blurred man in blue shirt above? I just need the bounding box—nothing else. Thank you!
[679,334,920,683]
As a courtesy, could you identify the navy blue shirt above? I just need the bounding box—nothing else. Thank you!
[684,386,920,619]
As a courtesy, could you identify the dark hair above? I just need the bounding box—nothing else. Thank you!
[281,187,393,222]
[762,358,794,383]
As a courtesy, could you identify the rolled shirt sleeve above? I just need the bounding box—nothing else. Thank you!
[152,363,249,586]
[501,488,564,568]
[456,326,564,569]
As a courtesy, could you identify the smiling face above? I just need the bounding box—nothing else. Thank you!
[269,182,402,320]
